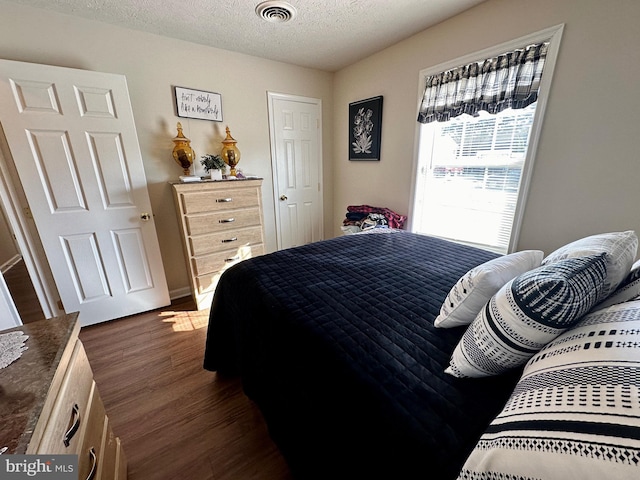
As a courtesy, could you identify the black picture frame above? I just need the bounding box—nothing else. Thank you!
[349,96,383,161]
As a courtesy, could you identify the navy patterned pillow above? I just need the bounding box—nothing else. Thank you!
[458,300,640,479]
[446,254,607,378]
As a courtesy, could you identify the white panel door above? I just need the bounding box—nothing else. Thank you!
[268,93,323,250]
[0,59,170,326]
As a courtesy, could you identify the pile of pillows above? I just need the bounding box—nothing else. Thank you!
[434,230,640,479]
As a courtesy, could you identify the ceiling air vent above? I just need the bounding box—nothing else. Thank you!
[255,1,297,23]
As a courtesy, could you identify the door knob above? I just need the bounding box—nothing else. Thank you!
[280,195,288,201]
[140,213,151,221]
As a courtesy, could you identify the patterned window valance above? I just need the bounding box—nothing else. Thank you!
[417,42,548,124]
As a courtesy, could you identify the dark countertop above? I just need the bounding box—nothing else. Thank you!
[0,313,79,454]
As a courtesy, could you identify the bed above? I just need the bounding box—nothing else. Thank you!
[203,230,524,479]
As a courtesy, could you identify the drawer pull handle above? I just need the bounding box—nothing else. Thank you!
[221,237,238,243]
[86,447,98,480]
[63,404,80,447]
[219,218,235,223]
[216,198,233,203]
[225,256,240,263]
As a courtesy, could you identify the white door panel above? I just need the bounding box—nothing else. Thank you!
[0,59,169,325]
[268,93,323,250]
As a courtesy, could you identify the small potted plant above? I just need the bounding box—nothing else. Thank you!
[200,154,226,180]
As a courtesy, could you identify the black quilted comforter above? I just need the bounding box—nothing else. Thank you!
[204,231,521,479]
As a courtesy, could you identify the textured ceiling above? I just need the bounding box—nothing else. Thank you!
[6,0,487,72]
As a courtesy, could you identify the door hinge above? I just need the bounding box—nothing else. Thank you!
[23,207,33,219]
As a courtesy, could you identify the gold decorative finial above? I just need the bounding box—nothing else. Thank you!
[221,126,241,176]
[172,122,195,175]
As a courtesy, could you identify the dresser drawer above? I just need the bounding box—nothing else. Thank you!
[196,271,224,295]
[194,244,266,298]
[78,385,107,480]
[189,226,264,256]
[193,244,264,276]
[180,187,259,214]
[37,340,94,454]
[186,207,261,235]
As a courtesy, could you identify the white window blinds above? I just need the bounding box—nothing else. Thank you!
[412,104,536,253]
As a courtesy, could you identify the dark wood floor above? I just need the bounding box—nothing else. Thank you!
[79,297,293,480]
[2,259,45,324]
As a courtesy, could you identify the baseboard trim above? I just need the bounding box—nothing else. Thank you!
[0,254,22,274]
[169,287,192,301]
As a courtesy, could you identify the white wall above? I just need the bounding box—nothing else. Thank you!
[0,1,334,295]
[333,0,640,255]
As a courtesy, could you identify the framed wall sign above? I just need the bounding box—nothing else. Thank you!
[174,86,223,122]
[349,95,383,161]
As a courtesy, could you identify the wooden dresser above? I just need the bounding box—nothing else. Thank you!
[172,179,266,310]
[0,314,126,479]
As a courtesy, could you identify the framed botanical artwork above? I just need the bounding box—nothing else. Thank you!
[174,86,223,122]
[349,96,383,161]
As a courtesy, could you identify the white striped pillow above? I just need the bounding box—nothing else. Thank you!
[542,230,637,302]
[435,250,544,328]
[458,300,640,479]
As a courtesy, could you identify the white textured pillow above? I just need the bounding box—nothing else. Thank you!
[542,230,638,301]
[594,261,640,309]
[458,300,640,480]
[446,254,607,378]
[434,250,544,328]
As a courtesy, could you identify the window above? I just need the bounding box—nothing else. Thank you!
[413,105,535,252]
[410,25,563,253]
